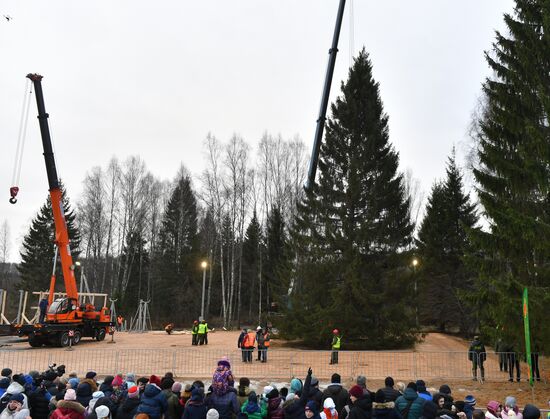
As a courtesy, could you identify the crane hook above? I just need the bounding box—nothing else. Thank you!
[9,186,19,204]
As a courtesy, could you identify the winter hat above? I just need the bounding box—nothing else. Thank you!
[522,404,541,419]
[28,370,40,380]
[267,388,280,399]
[1,368,12,377]
[324,398,336,409]
[263,386,274,397]
[128,386,139,399]
[95,405,110,419]
[64,389,77,401]
[454,401,466,413]
[239,377,250,387]
[9,393,24,403]
[505,397,517,408]
[172,382,183,393]
[422,401,438,419]
[86,371,97,380]
[112,376,123,387]
[290,378,302,394]
[487,401,501,416]
[13,374,26,387]
[68,378,80,389]
[374,390,386,403]
[207,409,220,419]
[160,377,174,390]
[331,373,341,384]
[125,373,136,383]
[465,395,476,407]
[0,378,10,389]
[248,392,258,403]
[439,384,451,395]
[92,391,105,399]
[218,358,231,369]
[310,376,319,387]
[349,385,364,399]
[305,401,318,414]
[149,375,161,386]
[286,393,295,402]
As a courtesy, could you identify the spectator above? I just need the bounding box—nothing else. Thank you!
[75,381,94,408]
[346,385,371,419]
[0,370,12,380]
[415,381,432,402]
[502,397,523,419]
[421,402,438,419]
[207,409,220,419]
[183,387,208,419]
[285,369,312,419]
[464,396,476,419]
[137,383,168,419]
[99,376,114,398]
[522,405,540,419]
[28,379,51,419]
[117,386,141,419]
[0,377,28,413]
[241,392,267,419]
[372,390,401,419]
[473,411,486,419]
[395,383,406,396]
[86,391,105,416]
[266,388,284,419]
[0,394,30,419]
[308,377,323,408]
[320,398,339,419]
[437,385,454,410]
[381,377,401,403]
[207,381,239,419]
[237,378,252,407]
[485,402,501,419]
[93,405,111,419]
[323,374,349,414]
[395,383,424,419]
[50,389,84,419]
[0,379,9,399]
[306,401,322,419]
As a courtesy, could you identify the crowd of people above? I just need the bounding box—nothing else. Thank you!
[0,359,546,419]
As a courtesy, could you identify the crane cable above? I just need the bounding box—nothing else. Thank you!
[349,0,354,67]
[9,78,33,204]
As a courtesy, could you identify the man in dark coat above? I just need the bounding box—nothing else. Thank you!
[322,374,349,414]
[395,383,424,419]
[137,383,168,419]
[116,386,140,419]
[28,381,51,419]
[381,377,400,403]
[468,336,486,381]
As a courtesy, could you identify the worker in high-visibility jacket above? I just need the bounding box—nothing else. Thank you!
[241,329,256,362]
[191,320,199,345]
[198,320,208,345]
[330,329,341,365]
[260,329,271,363]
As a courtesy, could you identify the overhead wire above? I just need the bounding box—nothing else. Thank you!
[12,78,32,187]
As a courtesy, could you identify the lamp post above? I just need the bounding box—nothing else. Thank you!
[412,257,419,328]
[200,261,207,320]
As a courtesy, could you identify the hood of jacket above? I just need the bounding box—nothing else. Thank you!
[324,385,344,397]
[6,382,24,395]
[120,397,140,413]
[57,400,86,414]
[143,384,162,398]
[403,388,419,401]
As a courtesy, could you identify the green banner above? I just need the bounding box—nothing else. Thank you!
[523,288,533,386]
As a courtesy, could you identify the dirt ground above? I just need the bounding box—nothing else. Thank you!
[0,331,548,408]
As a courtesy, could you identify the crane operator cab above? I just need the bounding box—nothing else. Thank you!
[47,297,79,322]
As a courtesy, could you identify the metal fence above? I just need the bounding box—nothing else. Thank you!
[0,349,542,382]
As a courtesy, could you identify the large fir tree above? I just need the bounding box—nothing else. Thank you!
[242,210,263,320]
[469,0,550,349]
[281,48,416,348]
[152,174,199,322]
[264,206,289,311]
[417,151,478,332]
[18,186,81,292]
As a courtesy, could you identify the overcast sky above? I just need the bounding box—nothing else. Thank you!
[1,0,515,263]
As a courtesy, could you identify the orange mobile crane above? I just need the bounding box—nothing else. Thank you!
[13,74,112,347]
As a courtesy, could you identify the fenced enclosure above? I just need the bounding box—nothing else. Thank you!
[0,348,542,383]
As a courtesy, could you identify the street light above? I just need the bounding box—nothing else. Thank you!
[411,257,419,328]
[200,261,208,319]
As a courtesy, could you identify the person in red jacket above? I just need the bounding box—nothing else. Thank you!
[50,389,85,419]
[242,330,256,363]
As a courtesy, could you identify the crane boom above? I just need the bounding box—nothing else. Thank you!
[305,0,346,190]
[26,73,79,302]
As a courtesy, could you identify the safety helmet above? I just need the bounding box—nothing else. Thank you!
[257,326,262,331]
[332,329,339,334]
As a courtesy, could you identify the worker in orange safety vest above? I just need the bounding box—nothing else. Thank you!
[241,329,256,362]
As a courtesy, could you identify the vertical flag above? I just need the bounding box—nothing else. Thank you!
[522,288,533,386]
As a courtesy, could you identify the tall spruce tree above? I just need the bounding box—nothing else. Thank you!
[152,174,199,322]
[417,151,478,332]
[242,210,263,320]
[119,231,149,316]
[18,186,81,292]
[469,0,550,349]
[264,206,288,310]
[282,48,415,348]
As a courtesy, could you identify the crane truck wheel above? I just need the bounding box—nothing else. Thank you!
[59,332,70,347]
[28,334,43,347]
[73,330,82,345]
[95,328,106,341]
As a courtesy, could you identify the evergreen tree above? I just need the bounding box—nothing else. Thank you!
[469,0,550,349]
[18,186,81,292]
[152,174,199,322]
[281,48,415,348]
[264,206,288,310]
[242,210,263,320]
[417,151,478,332]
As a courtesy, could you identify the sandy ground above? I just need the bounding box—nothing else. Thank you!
[0,331,547,408]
